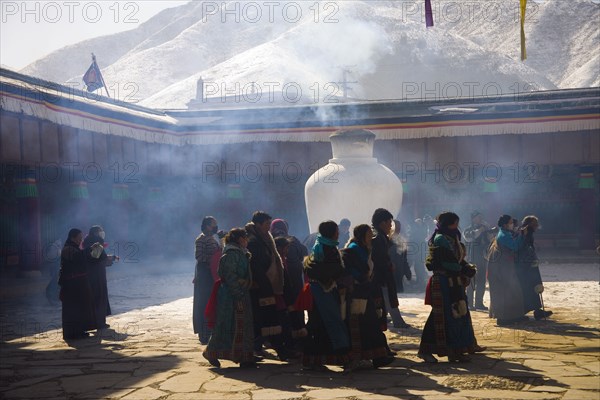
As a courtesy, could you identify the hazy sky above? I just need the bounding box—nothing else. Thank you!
[0,1,188,69]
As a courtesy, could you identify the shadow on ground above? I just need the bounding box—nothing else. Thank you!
[0,259,194,340]
[0,328,182,399]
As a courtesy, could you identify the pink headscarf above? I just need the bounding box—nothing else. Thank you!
[270,219,289,237]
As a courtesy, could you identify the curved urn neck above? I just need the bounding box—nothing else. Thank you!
[330,129,376,159]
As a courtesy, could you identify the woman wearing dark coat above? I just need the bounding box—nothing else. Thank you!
[341,224,394,369]
[417,212,478,363]
[83,225,117,329]
[59,229,97,340]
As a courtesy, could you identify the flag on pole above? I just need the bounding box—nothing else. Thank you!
[520,0,527,60]
[83,54,109,95]
[425,0,434,27]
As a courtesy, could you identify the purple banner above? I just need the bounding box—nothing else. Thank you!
[425,0,434,27]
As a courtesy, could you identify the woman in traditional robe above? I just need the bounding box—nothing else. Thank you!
[203,228,257,368]
[418,212,478,363]
[83,225,117,329]
[193,216,221,344]
[487,215,528,325]
[341,224,394,370]
[270,219,308,343]
[59,229,97,340]
[302,220,350,371]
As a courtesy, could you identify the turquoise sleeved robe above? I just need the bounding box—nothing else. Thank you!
[204,244,254,363]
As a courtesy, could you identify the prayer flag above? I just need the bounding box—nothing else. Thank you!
[82,54,108,94]
[520,0,527,60]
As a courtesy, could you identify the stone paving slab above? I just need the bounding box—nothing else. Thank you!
[579,360,600,373]
[2,381,63,399]
[250,388,305,400]
[73,388,136,400]
[167,393,250,400]
[527,385,569,393]
[561,388,600,400]
[454,389,564,399]
[120,387,167,400]
[159,372,204,393]
[61,373,131,394]
[114,371,177,389]
[556,376,600,391]
[1,265,599,399]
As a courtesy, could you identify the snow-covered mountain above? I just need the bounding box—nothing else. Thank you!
[21,0,600,109]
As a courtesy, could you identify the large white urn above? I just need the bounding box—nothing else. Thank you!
[304,129,403,233]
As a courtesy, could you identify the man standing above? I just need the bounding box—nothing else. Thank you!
[463,211,491,311]
[338,218,351,249]
[389,220,411,293]
[372,209,410,330]
[245,211,288,360]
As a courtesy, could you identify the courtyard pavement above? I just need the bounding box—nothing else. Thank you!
[1,262,598,400]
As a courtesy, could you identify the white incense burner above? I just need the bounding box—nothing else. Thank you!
[304,129,403,233]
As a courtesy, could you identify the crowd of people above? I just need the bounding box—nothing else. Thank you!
[193,208,552,369]
[198,210,406,370]
[56,207,552,370]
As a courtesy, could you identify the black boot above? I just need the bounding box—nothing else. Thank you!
[534,309,552,320]
[373,355,394,368]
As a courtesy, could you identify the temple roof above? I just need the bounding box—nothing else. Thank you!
[1,68,599,145]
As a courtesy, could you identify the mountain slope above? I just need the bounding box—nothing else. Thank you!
[20,0,599,108]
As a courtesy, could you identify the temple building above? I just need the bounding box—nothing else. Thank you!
[1,68,598,273]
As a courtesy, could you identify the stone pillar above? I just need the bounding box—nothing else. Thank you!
[578,166,598,249]
[110,183,131,258]
[69,181,90,230]
[146,186,164,259]
[482,176,500,221]
[0,174,19,268]
[16,170,42,273]
[225,184,244,230]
